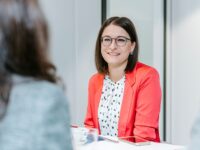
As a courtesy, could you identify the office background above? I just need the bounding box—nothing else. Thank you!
[39,0,200,146]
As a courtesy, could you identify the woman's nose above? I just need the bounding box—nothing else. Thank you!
[109,39,117,49]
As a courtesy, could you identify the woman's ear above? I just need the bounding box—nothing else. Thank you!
[130,42,136,53]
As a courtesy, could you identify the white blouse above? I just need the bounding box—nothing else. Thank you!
[98,75,125,137]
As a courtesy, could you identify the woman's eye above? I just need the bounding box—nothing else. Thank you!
[117,38,126,42]
[104,38,111,42]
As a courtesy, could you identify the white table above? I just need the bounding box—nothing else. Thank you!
[71,127,185,150]
[77,140,185,150]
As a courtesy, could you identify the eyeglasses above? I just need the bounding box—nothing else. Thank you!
[101,36,131,47]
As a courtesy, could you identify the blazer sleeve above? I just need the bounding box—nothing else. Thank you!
[133,68,161,142]
[84,77,95,128]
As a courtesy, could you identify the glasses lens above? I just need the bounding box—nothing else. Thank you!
[116,37,126,46]
[101,36,129,47]
[102,37,112,46]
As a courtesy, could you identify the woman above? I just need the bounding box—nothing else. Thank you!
[0,0,73,149]
[84,16,161,142]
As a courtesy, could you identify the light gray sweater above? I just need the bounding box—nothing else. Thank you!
[188,108,200,150]
[0,75,73,150]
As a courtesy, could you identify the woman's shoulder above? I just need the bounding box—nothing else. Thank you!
[89,72,104,82]
[9,79,68,121]
[11,79,66,105]
[126,62,160,82]
[88,73,104,89]
[134,62,159,75]
[14,79,63,94]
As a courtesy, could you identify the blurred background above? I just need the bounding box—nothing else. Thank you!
[39,0,200,146]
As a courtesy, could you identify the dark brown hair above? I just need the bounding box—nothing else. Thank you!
[0,0,57,117]
[95,16,139,74]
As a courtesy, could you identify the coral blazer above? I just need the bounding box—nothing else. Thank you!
[84,62,161,142]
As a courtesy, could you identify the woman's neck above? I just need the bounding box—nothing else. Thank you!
[108,64,126,82]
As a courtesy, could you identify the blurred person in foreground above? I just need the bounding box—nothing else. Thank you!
[188,108,200,150]
[0,0,73,149]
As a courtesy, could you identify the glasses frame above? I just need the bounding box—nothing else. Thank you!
[101,36,131,47]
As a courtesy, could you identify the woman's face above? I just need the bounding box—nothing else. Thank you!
[101,24,135,69]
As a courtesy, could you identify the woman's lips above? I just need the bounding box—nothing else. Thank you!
[107,52,120,56]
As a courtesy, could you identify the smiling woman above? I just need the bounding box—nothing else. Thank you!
[84,16,162,142]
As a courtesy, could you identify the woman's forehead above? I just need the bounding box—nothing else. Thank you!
[102,24,129,37]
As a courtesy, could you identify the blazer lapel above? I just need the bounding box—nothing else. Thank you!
[118,68,137,137]
[94,74,104,132]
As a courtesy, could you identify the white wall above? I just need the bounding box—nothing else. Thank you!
[39,0,101,125]
[166,0,200,145]
[107,0,164,140]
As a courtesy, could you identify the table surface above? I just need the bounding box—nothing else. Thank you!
[77,140,186,150]
[71,127,186,150]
